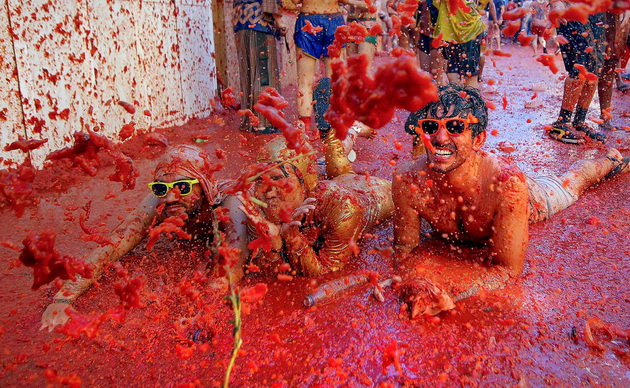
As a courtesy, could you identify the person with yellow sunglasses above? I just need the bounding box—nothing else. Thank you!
[40,145,248,331]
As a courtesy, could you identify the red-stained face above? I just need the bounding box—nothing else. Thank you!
[425,107,486,174]
[254,166,305,224]
[155,173,203,218]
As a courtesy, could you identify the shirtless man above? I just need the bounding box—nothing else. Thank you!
[40,145,248,330]
[393,84,629,317]
[242,137,393,276]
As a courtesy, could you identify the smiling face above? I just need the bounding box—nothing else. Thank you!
[155,172,204,218]
[425,106,486,174]
[253,165,306,224]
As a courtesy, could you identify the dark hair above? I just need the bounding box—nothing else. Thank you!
[405,84,488,137]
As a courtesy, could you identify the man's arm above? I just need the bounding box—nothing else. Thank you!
[392,172,421,255]
[489,176,529,276]
[41,194,159,330]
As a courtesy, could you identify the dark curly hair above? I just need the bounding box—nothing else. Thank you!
[405,83,488,138]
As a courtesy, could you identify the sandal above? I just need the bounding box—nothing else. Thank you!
[549,122,585,144]
[574,123,607,143]
[604,156,630,180]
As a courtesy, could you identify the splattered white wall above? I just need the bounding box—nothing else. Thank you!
[0,0,217,167]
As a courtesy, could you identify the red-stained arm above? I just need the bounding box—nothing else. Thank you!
[489,176,529,276]
[53,194,160,303]
[282,227,324,276]
[392,171,422,256]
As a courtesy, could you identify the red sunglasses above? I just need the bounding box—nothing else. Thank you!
[414,116,478,136]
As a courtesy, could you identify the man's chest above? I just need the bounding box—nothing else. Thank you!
[417,193,495,240]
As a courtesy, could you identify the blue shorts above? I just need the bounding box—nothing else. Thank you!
[294,13,345,59]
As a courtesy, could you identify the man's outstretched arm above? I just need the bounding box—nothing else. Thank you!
[489,176,529,276]
[392,172,421,256]
[40,194,159,330]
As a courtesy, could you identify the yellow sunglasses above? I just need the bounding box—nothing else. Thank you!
[148,179,199,198]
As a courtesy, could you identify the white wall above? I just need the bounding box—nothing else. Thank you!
[0,0,217,167]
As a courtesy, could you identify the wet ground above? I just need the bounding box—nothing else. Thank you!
[0,42,629,386]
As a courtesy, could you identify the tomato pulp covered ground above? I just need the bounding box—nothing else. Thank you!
[0,44,629,386]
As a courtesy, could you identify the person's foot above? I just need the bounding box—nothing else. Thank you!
[549,122,585,144]
[617,82,630,93]
[574,123,607,143]
[604,148,630,180]
[597,120,616,132]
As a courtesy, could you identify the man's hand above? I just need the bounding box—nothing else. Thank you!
[273,14,288,37]
[40,302,73,331]
[238,195,281,237]
[280,197,316,235]
[399,277,455,318]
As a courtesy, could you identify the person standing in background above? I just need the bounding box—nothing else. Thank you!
[233,0,287,134]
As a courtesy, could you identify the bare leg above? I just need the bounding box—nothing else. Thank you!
[539,36,547,53]
[576,79,598,110]
[297,48,317,118]
[560,148,626,196]
[560,77,586,111]
[466,75,479,89]
[531,36,538,54]
[447,72,461,84]
[358,41,376,71]
[598,58,618,122]
[323,50,343,78]
[418,50,431,73]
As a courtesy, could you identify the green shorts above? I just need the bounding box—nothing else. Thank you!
[365,35,377,45]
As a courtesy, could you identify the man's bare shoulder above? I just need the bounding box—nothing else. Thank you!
[486,153,529,197]
[394,155,429,178]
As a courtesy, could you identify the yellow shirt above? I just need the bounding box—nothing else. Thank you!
[434,0,489,43]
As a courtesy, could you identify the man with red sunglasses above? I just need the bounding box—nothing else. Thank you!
[40,145,248,330]
[393,84,628,319]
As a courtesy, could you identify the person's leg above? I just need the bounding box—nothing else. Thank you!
[559,148,628,197]
[418,50,431,73]
[236,30,255,131]
[346,42,359,57]
[358,40,377,71]
[296,48,317,126]
[573,78,606,142]
[477,52,485,83]
[464,36,482,88]
[465,75,479,88]
[531,34,538,54]
[598,58,618,129]
[447,73,461,84]
[549,76,587,144]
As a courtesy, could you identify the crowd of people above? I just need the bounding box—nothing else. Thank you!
[41,0,629,333]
